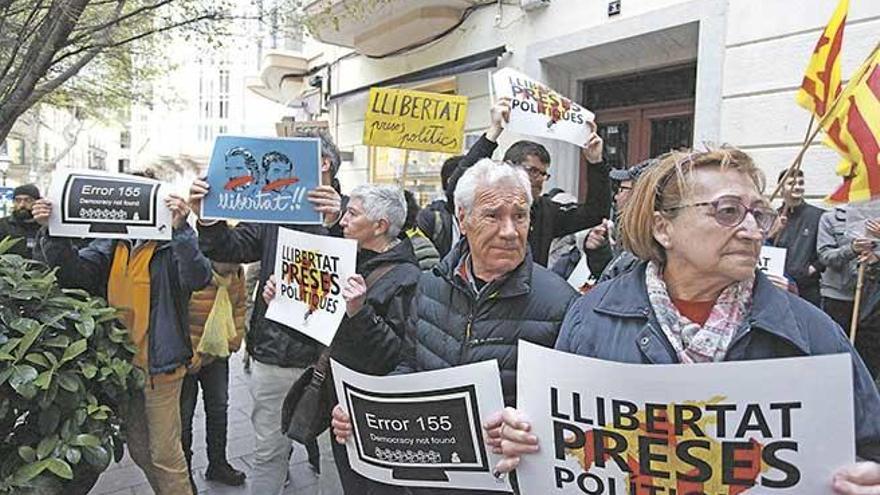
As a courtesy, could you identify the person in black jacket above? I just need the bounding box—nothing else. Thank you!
[0,184,41,258]
[264,184,420,494]
[445,97,611,267]
[331,159,578,495]
[188,129,345,495]
[767,168,825,306]
[417,156,462,258]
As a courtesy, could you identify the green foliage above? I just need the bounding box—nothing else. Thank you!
[0,238,144,494]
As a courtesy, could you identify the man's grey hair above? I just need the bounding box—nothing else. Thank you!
[454,158,533,215]
[350,184,407,239]
[295,128,341,178]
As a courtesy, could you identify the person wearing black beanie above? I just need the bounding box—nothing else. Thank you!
[0,183,41,258]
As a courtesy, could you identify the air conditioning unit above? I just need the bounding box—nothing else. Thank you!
[521,0,550,11]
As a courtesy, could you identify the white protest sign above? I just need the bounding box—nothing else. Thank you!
[264,227,357,346]
[332,359,511,492]
[758,246,787,278]
[566,255,592,292]
[48,170,172,240]
[491,68,595,147]
[516,341,854,495]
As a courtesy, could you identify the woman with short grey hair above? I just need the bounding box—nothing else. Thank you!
[264,183,420,494]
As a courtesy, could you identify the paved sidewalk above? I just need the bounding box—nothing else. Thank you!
[89,351,343,494]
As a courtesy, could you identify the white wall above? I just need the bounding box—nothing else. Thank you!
[722,0,880,199]
[327,0,880,200]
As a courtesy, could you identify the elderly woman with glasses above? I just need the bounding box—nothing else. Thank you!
[489,148,880,493]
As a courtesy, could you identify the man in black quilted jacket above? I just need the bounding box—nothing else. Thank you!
[332,158,578,495]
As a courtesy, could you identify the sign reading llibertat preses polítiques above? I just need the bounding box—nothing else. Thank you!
[48,170,172,240]
[201,135,322,224]
[491,68,595,147]
[516,341,854,495]
[332,359,511,492]
[264,227,357,346]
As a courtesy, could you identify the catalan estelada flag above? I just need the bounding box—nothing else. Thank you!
[823,44,880,203]
[795,0,847,118]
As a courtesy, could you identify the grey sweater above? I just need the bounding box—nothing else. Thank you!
[817,207,859,301]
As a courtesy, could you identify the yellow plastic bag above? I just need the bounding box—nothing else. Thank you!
[198,281,237,358]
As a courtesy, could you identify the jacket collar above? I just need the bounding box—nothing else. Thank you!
[594,261,811,355]
[434,238,533,299]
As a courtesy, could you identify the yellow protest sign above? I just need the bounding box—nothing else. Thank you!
[364,87,468,154]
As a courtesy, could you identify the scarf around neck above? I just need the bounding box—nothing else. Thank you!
[645,261,754,363]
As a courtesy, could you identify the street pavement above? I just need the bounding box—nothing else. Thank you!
[89,350,343,494]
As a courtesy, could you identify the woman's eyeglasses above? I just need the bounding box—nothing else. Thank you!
[663,195,778,233]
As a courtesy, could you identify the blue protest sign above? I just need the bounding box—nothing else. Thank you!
[0,187,13,218]
[202,136,322,224]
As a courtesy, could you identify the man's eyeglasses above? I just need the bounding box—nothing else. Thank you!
[524,167,551,180]
[663,195,777,233]
[616,185,633,192]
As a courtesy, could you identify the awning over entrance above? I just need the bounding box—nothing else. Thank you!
[328,45,507,102]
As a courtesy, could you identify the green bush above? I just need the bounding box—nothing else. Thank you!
[0,238,144,493]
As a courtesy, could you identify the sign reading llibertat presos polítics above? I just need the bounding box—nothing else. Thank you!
[332,359,511,492]
[264,227,357,346]
[492,68,595,147]
[364,87,468,154]
[516,341,854,495]
[201,135,322,224]
[47,170,172,240]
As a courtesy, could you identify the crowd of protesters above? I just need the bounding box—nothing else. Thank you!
[1,99,879,495]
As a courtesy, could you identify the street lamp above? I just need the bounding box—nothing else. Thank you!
[0,152,10,187]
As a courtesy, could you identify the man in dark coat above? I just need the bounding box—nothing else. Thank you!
[767,168,825,306]
[0,184,41,258]
[331,159,577,495]
[445,98,611,267]
[189,129,345,495]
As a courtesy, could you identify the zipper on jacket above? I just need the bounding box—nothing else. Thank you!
[460,310,474,363]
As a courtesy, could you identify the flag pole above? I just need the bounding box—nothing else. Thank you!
[768,122,825,202]
[851,262,866,343]
[769,40,880,203]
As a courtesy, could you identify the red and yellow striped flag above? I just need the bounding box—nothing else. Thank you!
[795,0,848,117]
[823,45,880,203]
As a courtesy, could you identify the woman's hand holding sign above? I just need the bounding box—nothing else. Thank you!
[833,462,880,494]
[493,407,539,475]
[188,178,210,219]
[342,274,367,317]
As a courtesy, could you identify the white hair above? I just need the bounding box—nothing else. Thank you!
[349,184,407,239]
[453,159,532,215]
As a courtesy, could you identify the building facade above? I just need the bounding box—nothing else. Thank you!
[259,0,880,201]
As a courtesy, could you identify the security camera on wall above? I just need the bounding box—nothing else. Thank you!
[520,0,550,11]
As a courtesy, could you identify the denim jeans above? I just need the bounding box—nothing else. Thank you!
[180,358,231,468]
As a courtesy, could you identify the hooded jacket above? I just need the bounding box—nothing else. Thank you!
[395,239,578,406]
[330,239,421,376]
[557,262,880,462]
[36,224,211,376]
